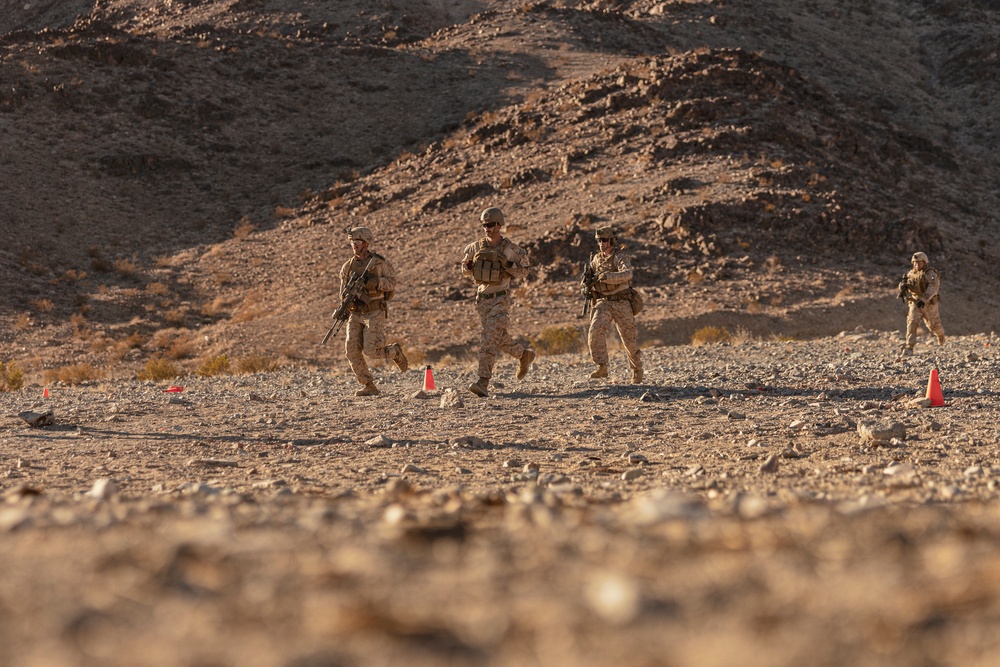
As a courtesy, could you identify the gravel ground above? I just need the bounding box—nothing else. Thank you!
[1,331,999,666]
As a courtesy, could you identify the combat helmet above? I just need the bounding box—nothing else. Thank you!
[911,251,929,264]
[595,225,617,242]
[480,207,505,225]
[347,227,374,244]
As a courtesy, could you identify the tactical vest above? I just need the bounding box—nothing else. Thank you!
[353,254,394,304]
[593,252,630,296]
[471,238,511,286]
[906,265,941,304]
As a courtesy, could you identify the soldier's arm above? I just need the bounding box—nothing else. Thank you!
[599,255,634,284]
[461,244,476,278]
[371,257,396,293]
[338,260,352,294]
[922,270,941,301]
[502,244,530,281]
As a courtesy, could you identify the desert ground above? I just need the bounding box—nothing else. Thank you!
[3,1,1000,665]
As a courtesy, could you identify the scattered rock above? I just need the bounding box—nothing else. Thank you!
[87,478,119,500]
[18,410,54,428]
[439,388,464,408]
[759,454,779,474]
[857,420,906,446]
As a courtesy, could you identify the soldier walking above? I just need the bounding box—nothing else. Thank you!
[583,226,643,383]
[898,250,945,355]
[339,227,408,396]
[461,207,535,397]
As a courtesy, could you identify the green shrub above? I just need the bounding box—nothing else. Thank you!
[197,354,231,377]
[0,361,24,392]
[43,363,103,385]
[137,357,181,381]
[691,326,730,346]
[234,353,278,375]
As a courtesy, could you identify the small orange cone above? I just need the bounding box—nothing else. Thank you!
[925,368,945,407]
[423,365,436,392]
[43,388,49,399]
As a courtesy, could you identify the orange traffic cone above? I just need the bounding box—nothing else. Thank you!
[43,387,49,399]
[925,368,945,407]
[423,365,436,392]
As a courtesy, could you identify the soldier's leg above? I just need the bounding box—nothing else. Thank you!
[611,301,642,371]
[345,315,373,385]
[905,303,920,350]
[588,301,613,366]
[475,299,499,380]
[363,309,388,360]
[489,298,526,360]
[922,303,945,344]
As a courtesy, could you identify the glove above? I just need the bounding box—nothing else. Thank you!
[463,260,474,271]
[366,277,379,291]
[916,300,925,309]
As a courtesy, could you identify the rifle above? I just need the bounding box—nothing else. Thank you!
[322,256,375,344]
[580,253,595,318]
[896,275,910,301]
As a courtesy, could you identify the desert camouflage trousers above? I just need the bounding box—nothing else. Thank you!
[345,309,392,385]
[475,295,526,380]
[906,300,945,349]
[588,299,642,371]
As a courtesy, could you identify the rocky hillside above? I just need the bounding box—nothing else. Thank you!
[1,0,999,376]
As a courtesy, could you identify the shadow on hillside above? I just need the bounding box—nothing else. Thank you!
[641,294,997,345]
[0,30,549,323]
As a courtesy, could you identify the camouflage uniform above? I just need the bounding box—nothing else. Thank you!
[900,251,945,352]
[585,227,642,383]
[340,228,407,395]
[461,208,535,396]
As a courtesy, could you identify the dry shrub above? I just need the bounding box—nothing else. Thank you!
[33,298,54,312]
[530,325,585,356]
[63,269,86,282]
[402,346,427,368]
[201,295,237,317]
[163,307,189,327]
[233,218,257,239]
[691,326,730,346]
[232,294,269,323]
[13,313,32,331]
[146,282,170,297]
[149,330,197,359]
[137,357,181,381]
[0,361,25,392]
[44,363,103,385]
[234,353,278,375]
[744,299,764,314]
[197,354,231,377]
[113,258,139,277]
[730,326,757,345]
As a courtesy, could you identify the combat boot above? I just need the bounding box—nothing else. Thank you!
[516,349,535,380]
[900,345,913,356]
[355,381,380,396]
[589,364,608,379]
[469,377,489,397]
[388,343,408,372]
[631,368,643,384]
[937,334,946,346]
